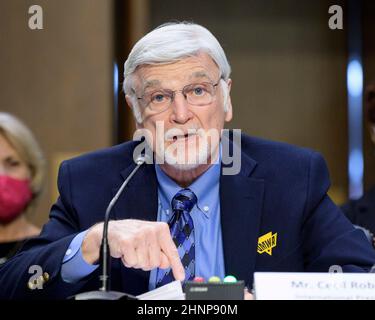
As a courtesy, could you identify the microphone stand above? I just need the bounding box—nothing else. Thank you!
[72,156,147,300]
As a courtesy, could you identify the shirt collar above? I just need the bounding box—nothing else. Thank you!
[155,144,222,219]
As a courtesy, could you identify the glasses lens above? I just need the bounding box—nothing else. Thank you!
[185,82,215,105]
[148,91,172,112]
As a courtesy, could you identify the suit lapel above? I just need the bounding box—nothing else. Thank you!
[220,140,264,286]
[113,163,158,221]
[112,163,158,295]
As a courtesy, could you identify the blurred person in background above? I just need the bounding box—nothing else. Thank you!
[0,112,45,264]
[341,83,375,247]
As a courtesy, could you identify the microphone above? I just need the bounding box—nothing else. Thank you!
[72,154,148,300]
[100,154,147,292]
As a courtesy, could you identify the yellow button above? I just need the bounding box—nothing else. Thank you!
[27,281,36,290]
[43,272,50,282]
[38,275,45,284]
[208,276,221,283]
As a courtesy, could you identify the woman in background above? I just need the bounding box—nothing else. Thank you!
[0,112,45,264]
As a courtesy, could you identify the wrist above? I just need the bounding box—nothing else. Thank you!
[81,223,102,265]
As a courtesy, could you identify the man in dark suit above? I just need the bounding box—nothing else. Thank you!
[341,83,375,246]
[1,22,375,300]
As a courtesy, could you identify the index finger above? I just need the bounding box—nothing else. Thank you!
[157,223,185,281]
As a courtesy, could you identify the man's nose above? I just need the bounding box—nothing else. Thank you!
[170,92,193,124]
[0,165,5,175]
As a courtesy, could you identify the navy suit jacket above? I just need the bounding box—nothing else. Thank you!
[1,134,375,299]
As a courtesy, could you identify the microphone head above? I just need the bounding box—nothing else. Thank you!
[135,154,149,165]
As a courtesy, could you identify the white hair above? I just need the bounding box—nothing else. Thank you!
[123,22,231,123]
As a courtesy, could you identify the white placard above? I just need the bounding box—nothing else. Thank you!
[136,280,185,300]
[254,272,375,300]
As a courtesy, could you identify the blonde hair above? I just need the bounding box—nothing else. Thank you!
[0,113,45,203]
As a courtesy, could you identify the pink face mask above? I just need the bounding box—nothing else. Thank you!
[0,175,32,224]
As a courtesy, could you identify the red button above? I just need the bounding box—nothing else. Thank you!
[193,276,205,283]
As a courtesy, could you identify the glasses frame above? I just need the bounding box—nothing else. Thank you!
[136,77,223,114]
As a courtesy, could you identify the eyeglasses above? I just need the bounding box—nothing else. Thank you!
[136,78,222,114]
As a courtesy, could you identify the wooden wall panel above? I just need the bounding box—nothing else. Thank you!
[0,0,113,226]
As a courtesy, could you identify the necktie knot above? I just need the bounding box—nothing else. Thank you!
[171,188,197,213]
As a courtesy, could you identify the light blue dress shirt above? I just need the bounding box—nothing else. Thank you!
[61,229,98,283]
[61,154,225,287]
[148,161,225,290]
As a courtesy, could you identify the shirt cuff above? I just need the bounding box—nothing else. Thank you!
[61,230,99,283]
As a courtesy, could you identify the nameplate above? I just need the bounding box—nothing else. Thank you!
[254,272,375,300]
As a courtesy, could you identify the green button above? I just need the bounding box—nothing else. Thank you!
[223,275,237,283]
[208,276,221,283]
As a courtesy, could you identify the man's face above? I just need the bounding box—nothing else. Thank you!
[127,52,232,170]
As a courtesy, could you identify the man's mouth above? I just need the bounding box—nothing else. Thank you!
[164,128,200,142]
[172,132,197,142]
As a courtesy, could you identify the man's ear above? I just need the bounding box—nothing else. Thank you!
[224,79,233,123]
[125,94,133,110]
[125,94,144,128]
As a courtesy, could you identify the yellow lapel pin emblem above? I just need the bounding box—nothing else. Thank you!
[257,231,278,256]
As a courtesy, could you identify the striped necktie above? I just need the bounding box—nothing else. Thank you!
[156,188,197,288]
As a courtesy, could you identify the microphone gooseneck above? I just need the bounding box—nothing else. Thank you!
[99,155,147,292]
